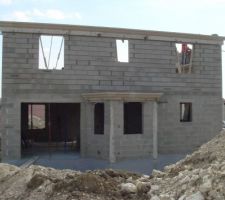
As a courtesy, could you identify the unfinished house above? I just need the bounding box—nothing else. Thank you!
[0,21,223,162]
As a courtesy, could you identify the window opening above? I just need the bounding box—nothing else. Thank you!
[175,43,193,74]
[94,103,104,134]
[28,104,46,129]
[39,35,64,70]
[180,102,192,122]
[116,39,129,62]
[124,102,142,134]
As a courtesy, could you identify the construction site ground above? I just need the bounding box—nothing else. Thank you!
[6,151,185,175]
[1,130,225,199]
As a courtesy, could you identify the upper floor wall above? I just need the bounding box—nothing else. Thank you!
[0,22,224,97]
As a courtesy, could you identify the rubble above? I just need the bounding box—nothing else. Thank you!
[1,130,225,199]
[120,183,137,194]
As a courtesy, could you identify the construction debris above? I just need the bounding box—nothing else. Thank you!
[1,130,225,199]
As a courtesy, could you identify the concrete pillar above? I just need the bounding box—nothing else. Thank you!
[80,102,87,157]
[152,101,158,159]
[80,102,94,157]
[105,100,123,162]
[2,100,20,160]
[143,101,153,136]
[109,101,116,163]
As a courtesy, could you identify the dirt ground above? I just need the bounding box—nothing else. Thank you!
[1,130,225,200]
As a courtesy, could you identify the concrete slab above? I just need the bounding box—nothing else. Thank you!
[3,150,186,175]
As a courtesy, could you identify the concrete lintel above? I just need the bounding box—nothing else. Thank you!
[0,21,224,45]
[82,92,163,102]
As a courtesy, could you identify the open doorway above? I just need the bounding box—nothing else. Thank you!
[21,103,80,156]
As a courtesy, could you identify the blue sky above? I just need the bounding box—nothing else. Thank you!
[0,0,225,96]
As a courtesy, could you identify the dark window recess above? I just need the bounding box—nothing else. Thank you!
[180,103,192,122]
[124,102,142,134]
[94,103,104,134]
[28,104,46,129]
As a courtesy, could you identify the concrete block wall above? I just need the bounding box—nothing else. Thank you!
[81,100,154,161]
[158,94,222,153]
[113,101,154,160]
[1,98,21,160]
[81,102,109,160]
[1,29,223,160]
[2,33,222,96]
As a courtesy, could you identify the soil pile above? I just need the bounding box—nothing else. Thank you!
[0,164,141,200]
[140,130,225,199]
[1,130,225,200]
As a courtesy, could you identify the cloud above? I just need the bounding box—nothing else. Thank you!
[33,9,66,20]
[5,9,82,22]
[0,0,12,5]
[72,12,82,20]
[11,11,31,21]
[145,0,225,8]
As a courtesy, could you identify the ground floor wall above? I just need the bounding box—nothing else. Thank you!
[81,101,155,161]
[0,93,223,161]
[158,95,222,153]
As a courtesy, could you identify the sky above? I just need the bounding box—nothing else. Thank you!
[0,0,225,96]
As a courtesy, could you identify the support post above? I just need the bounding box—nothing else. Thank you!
[80,102,87,157]
[109,101,116,163]
[153,101,158,159]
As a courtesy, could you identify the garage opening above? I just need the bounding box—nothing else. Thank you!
[21,103,80,156]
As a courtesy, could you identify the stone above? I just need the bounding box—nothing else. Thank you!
[190,175,199,182]
[152,169,165,177]
[186,191,204,200]
[120,183,137,194]
[150,195,160,200]
[127,176,133,182]
[180,176,191,184]
[136,181,151,193]
[159,194,172,200]
[178,195,186,200]
[143,175,150,179]
[199,179,212,193]
[150,184,160,191]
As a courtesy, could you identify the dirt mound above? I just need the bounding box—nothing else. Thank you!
[1,130,225,200]
[123,130,225,199]
[0,164,141,200]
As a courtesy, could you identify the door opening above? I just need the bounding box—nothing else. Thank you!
[21,103,80,156]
